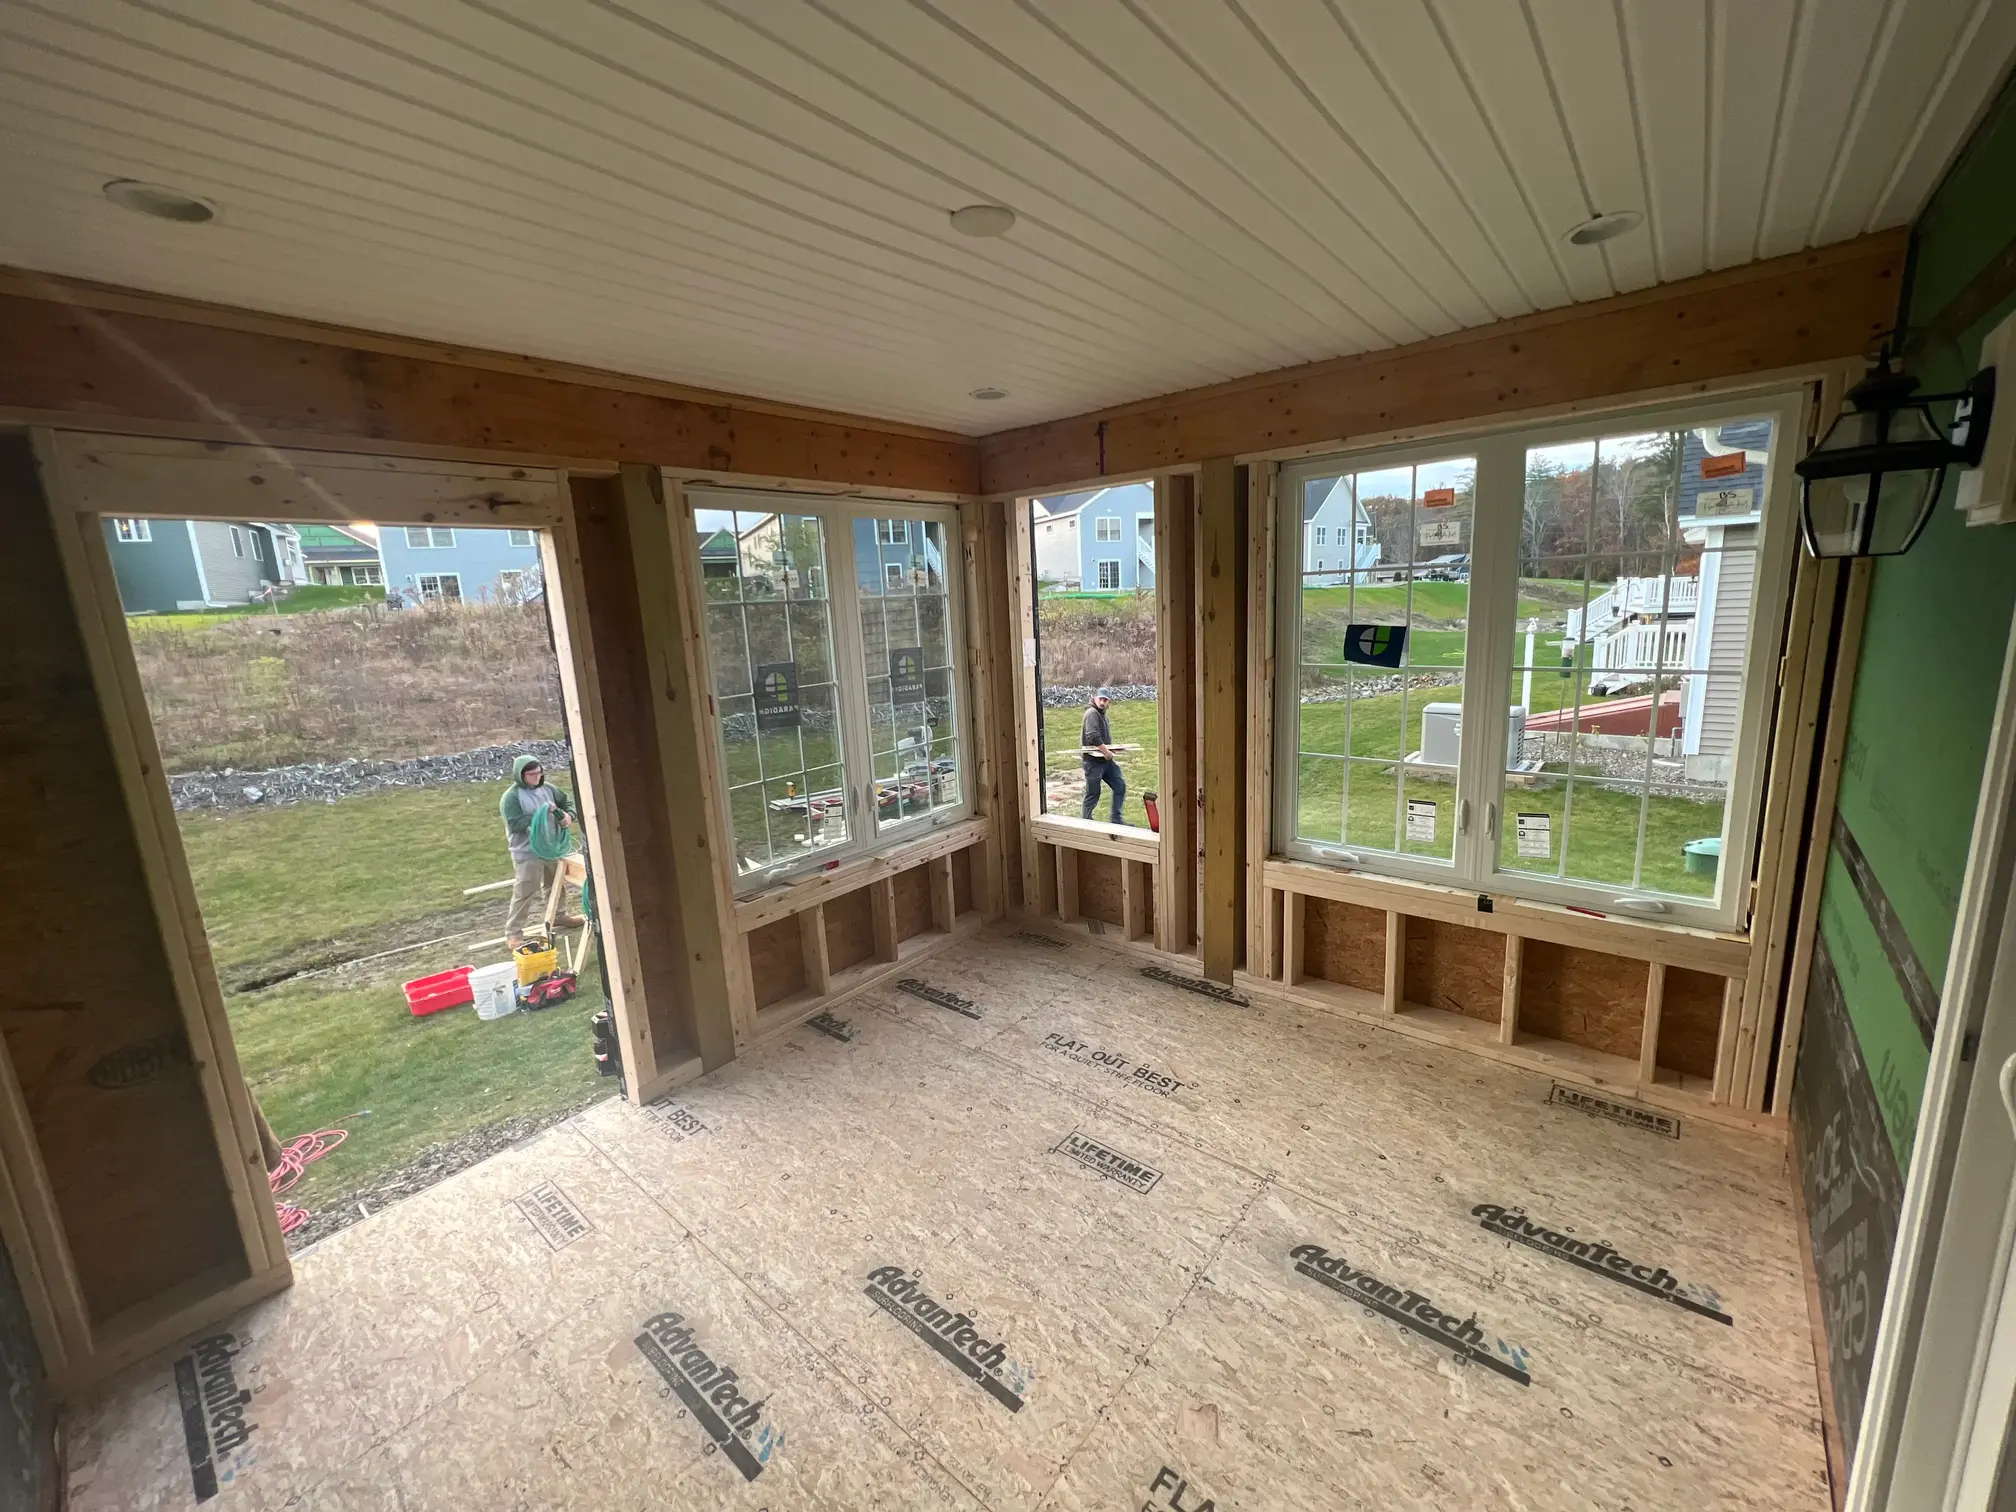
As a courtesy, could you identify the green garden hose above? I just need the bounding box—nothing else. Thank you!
[526,804,582,862]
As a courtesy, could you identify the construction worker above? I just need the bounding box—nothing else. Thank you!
[501,754,584,946]
[1081,687,1126,824]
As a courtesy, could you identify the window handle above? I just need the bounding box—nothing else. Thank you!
[1998,1054,2016,1139]
[1611,897,1670,916]
[1485,802,1498,840]
[1314,845,1361,866]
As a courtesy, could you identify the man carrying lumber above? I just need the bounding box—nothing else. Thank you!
[1081,687,1127,825]
[501,754,585,946]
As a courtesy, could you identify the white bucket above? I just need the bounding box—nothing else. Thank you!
[471,961,519,1020]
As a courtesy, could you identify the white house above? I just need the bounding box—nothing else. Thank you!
[1301,477,1382,584]
[1031,483,1155,591]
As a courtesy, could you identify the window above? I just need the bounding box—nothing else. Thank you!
[507,529,535,548]
[251,531,265,562]
[230,526,245,558]
[346,564,383,586]
[112,518,151,542]
[691,494,968,892]
[1313,525,1328,545]
[1095,516,1122,543]
[1096,559,1122,590]
[414,573,462,603]
[1274,395,1798,928]
[497,569,526,600]
[404,526,455,549]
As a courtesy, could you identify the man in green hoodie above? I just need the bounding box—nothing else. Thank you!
[501,754,584,946]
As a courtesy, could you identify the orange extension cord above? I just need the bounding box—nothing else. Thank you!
[268,1129,348,1236]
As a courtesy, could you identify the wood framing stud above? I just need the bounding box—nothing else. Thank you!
[930,855,957,934]
[1499,934,1524,1046]
[1284,892,1307,988]
[1122,859,1150,943]
[870,878,899,963]
[799,907,832,997]
[1199,457,1245,982]
[1055,846,1080,924]
[1383,912,1406,1015]
[1640,962,1668,1090]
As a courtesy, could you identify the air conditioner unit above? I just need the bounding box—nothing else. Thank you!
[1418,703,1528,769]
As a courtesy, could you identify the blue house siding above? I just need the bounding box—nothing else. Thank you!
[103,518,205,613]
[379,524,542,602]
[1076,482,1154,592]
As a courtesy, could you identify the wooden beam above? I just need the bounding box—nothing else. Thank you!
[1712,977,1744,1105]
[1383,912,1406,1015]
[1245,462,1278,975]
[1055,846,1080,924]
[978,232,1905,493]
[1154,472,1199,954]
[619,465,740,1070]
[1121,860,1151,944]
[870,878,899,963]
[1639,961,1669,1091]
[799,906,832,998]
[1007,499,1046,915]
[1499,934,1524,1046]
[0,276,977,494]
[930,855,957,935]
[1199,457,1246,982]
[1283,892,1307,987]
[959,501,1006,919]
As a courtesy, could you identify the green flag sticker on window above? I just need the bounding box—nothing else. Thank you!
[1342,624,1407,668]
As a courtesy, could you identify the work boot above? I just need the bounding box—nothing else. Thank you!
[506,932,524,949]
[554,913,587,930]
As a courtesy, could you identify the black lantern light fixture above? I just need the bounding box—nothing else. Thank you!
[1794,341,1997,557]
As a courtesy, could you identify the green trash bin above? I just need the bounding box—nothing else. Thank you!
[1683,837,1721,878]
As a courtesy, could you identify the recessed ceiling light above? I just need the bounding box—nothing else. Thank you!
[104,179,217,223]
[949,204,1016,238]
[1565,210,1643,247]
[969,386,1009,401]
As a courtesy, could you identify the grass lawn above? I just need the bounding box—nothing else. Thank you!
[1042,699,1161,828]
[127,584,384,632]
[177,774,614,1211]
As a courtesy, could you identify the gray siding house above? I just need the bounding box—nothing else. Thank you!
[103,517,289,613]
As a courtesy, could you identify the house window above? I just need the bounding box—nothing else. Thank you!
[1313,525,1327,545]
[230,526,245,558]
[506,529,535,548]
[1274,396,1796,929]
[404,526,456,549]
[251,531,265,562]
[1096,559,1122,590]
[414,573,462,603]
[1095,516,1122,542]
[346,564,383,586]
[112,518,151,542]
[690,495,970,893]
[497,569,526,600]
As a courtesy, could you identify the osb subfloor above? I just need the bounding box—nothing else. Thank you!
[69,926,1828,1511]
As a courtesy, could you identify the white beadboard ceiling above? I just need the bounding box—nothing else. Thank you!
[0,0,2010,434]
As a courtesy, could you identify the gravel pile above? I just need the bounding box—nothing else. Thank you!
[1039,682,1157,709]
[170,738,574,813]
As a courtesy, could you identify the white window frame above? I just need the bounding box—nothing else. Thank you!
[1271,388,1805,931]
[506,528,535,547]
[1095,515,1122,543]
[250,530,265,562]
[350,564,383,586]
[687,487,976,897]
[497,569,525,598]
[414,572,462,603]
[112,518,150,542]
[229,525,245,558]
[1096,558,1122,590]
[1313,524,1327,545]
[884,561,906,590]
[404,526,455,549]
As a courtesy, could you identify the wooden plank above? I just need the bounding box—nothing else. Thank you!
[1382,911,1406,1015]
[731,819,988,932]
[1403,917,1503,1026]
[1303,896,1386,994]
[622,466,742,1066]
[1712,977,1744,1105]
[959,502,1006,919]
[1263,858,1753,976]
[1640,962,1669,1091]
[981,498,1018,917]
[930,855,957,934]
[1154,472,1198,953]
[799,907,832,998]
[1283,892,1307,987]
[950,845,976,917]
[978,232,1904,492]
[1245,461,1277,976]
[1055,846,1080,924]
[1199,457,1245,981]
[1030,813,1161,863]
[747,917,807,1010]
[1517,940,1650,1062]
[822,888,877,974]
[1121,859,1150,943]
[890,864,937,944]
[1773,556,1874,1114]
[0,283,978,493]
[870,878,899,963]
[1007,498,1045,915]
[1500,934,1524,1047]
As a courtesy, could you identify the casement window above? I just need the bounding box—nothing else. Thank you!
[1095,516,1122,542]
[1096,559,1122,590]
[507,528,535,548]
[414,573,462,603]
[404,526,456,549]
[112,518,151,542]
[690,491,970,893]
[1273,393,1800,930]
[230,526,245,558]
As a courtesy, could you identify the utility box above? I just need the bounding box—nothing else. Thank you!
[1418,703,1527,769]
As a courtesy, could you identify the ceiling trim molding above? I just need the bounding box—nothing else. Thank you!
[978,231,1907,496]
[0,272,979,495]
